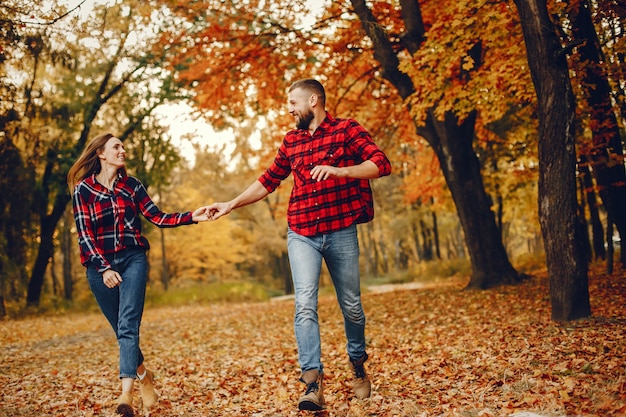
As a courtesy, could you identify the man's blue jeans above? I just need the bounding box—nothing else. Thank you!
[287,224,367,373]
[86,247,147,379]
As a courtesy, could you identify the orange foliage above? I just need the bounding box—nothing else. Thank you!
[402,0,535,129]
[152,0,542,219]
[153,0,324,131]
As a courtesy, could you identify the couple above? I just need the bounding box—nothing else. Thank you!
[68,78,391,415]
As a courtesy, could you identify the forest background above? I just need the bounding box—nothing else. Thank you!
[1,1,626,416]
[0,0,624,320]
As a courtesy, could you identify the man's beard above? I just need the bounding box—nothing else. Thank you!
[295,109,314,130]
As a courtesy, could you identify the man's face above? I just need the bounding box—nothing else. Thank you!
[288,88,314,130]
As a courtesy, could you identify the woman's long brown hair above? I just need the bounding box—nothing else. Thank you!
[67,133,126,192]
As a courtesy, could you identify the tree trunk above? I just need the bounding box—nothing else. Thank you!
[0,257,5,317]
[0,136,30,311]
[160,228,169,291]
[50,251,59,297]
[570,0,626,267]
[375,221,389,274]
[27,211,62,306]
[579,155,606,260]
[360,222,374,276]
[350,0,523,288]
[420,111,521,288]
[513,0,590,322]
[431,210,441,260]
[61,210,74,301]
[277,252,293,295]
[606,217,614,275]
[411,220,423,261]
[419,219,433,261]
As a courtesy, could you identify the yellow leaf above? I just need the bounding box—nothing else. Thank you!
[462,56,475,71]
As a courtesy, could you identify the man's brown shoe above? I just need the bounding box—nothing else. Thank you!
[298,370,325,411]
[350,355,371,399]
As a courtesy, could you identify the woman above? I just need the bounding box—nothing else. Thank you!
[67,133,209,416]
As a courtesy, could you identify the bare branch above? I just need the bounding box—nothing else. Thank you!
[0,0,87,26]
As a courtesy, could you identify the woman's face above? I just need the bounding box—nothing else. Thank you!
[99,137,126,169]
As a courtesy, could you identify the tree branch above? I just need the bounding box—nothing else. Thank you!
[349,0,414,99]
[0,1,88,26]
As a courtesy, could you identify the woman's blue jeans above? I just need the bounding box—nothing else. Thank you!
[87,248,147,379]
[287,224,367,373]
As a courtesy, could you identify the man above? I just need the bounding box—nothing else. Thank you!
[206,78,391,411]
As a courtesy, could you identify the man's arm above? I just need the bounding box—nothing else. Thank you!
[206,180,269,220]
[310,160,381,182]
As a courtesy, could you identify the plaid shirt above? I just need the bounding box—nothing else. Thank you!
[72,174,194,273]
[258,113,391,236]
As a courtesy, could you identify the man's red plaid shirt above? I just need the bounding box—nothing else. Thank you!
[258,113,392,237]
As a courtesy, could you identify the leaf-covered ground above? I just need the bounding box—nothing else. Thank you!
[1,269,625,417]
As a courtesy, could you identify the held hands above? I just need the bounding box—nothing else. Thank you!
[192,203,232,222]
[192,207,211,222]
[204,202,231,221]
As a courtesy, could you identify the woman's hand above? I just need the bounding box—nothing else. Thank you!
[102,269,122,288]
[192,207,211,222]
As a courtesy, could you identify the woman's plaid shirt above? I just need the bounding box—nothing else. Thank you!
[258,113,391,237]
[72,174,194,273]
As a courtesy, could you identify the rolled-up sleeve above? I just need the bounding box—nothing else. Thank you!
[258,143,292,193]
[345,120,391,177]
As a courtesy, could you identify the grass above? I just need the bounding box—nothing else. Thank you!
[363,257,473,287]
[144,281,277,308]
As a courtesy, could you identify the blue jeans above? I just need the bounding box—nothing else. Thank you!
[287,224,367,373]
[87,247,147,379]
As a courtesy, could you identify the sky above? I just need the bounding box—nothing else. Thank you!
[47,0,237,164]
[153,104,238,166]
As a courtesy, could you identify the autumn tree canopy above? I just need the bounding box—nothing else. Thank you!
[0,0,623,319]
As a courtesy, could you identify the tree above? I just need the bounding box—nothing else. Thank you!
[0,0,192,307]
[154,0,529,289]
[349,0,527,288]
[0,0,59,314]
[0,137,31,316]
[151,146,269,285]
[568,0,626,268]
[512,0,590,321]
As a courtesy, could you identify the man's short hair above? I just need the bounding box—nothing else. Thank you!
[289,79,326,106]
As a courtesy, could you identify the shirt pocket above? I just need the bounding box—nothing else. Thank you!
[318,144,346,167]
[290,155,310,185]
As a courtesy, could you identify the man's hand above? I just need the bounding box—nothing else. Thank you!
[310,165,343,181]
[205,202,232,221]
